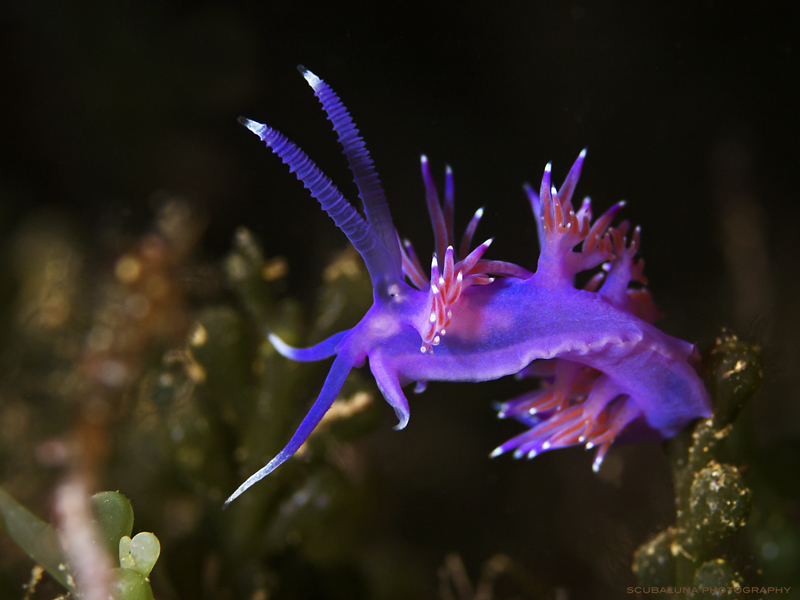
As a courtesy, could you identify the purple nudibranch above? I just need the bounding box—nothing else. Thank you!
[225,66,711,506]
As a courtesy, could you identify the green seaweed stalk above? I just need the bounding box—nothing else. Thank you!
[633,330,763,597]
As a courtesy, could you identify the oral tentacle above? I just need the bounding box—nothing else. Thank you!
[268,330,350,362]
[224,351,357,507]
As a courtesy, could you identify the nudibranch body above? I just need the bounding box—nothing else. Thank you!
[225,67,711,506]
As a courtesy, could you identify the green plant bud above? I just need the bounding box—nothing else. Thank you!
[119,532,161,577]
[706,330,763,426]
[632,528,676,587]
[689,462,752,544]
[110,567,155,600]
[91,492,134,563]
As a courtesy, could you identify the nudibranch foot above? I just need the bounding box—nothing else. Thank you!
[368,350,411,430]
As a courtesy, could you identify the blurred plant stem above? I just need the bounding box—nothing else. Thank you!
[633,330,763,597]
[0,201,382,598]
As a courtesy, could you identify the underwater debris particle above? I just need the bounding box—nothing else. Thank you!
[190,324,208,347]
[262,256,289,281]
[115,255,142,284]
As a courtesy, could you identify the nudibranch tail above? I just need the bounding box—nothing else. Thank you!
[238,117,399,288]
[299,65,403,277]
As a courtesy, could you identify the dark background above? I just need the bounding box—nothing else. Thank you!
[2,1,799,598]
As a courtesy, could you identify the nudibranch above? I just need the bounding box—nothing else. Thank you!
[225,66,712,506]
